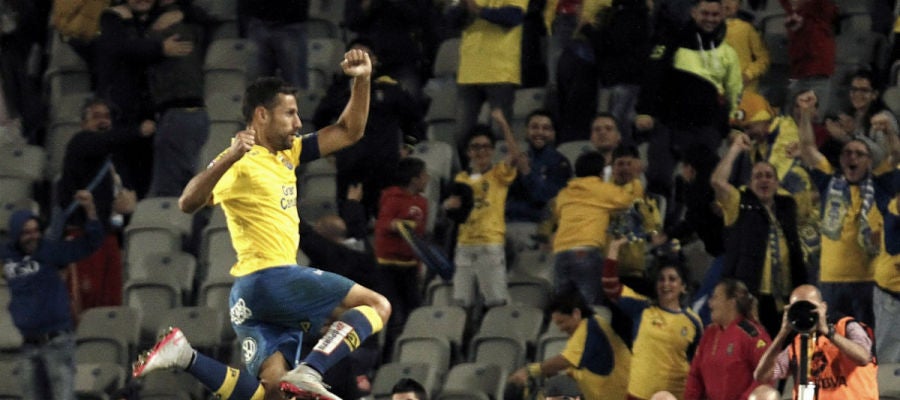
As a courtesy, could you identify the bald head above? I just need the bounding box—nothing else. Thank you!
[789,284,823,304]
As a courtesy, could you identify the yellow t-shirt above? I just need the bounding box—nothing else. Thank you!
[724,17,769,93]
[552,177,640,253]
[874,199,900,291]
[561,316,631,400]
[455,163,517,245]
[212,138,306,277]
[815,160,882,283]
[457,0,528,85]
[720,186,791,295]
[621,287,702,399]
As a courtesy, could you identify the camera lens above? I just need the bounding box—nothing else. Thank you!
[788,300,819,333]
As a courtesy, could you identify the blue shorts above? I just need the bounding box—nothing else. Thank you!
[229,265,355,376]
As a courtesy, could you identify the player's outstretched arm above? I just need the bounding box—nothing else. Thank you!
[179,129,254,213]
[318,49,372,156]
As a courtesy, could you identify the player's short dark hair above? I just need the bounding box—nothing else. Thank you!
[612,144,640,162]
[548,291,595,318]
[242,77,298,124]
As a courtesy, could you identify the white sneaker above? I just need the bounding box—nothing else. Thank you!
[132,327,194,377]
[280,364,343,400]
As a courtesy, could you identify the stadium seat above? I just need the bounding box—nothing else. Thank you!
[437,362,505,400]
[75,306,140,366]
[372,362,439,400]
[75,362,126,400]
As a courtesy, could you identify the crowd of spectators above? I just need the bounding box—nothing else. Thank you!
[1,0,900,399]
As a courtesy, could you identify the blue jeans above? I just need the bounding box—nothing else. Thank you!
[820,281,874,327]
[19,332,76,400]
[554,247,604,304]
[606,84,640,144]
[149,107,209,197]
[247,18,308,89]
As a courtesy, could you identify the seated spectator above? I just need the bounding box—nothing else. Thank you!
[391,378,429,400]
[507,291,631,400]
[824,70,899,167]
[506,109,572,250]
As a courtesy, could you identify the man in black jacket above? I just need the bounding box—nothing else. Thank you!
[711,132,807,336]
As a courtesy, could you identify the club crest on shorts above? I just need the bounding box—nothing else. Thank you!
[230,298,252,325]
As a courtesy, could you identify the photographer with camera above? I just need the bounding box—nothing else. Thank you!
[753,284,878,399]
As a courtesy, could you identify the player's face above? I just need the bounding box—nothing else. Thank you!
[526,115,555,150]
[262,94,301,152]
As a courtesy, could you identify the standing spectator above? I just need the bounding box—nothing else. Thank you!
[874,194,900,363]
[778,0,838,116]
[796,90,900,328]
[712,132,807,336]
[313,38,425,218]
[683,279,772,400]
[505,109,572,250]
[721,0,769,94]
[452,110,522,308]
[344,0,431,99]
[374,157,430,361]
[1,191,103,399]
[549,148,639,304]
[94,0,194,198]
[0,0,49,144]
[601,238,703,400]
[240,0,309,88]
[753,285,878,400]
[507,292,632,400]
[635,0,742,208]
[58,98,150,311]
[595,0,652,143]
[145,0,210,197]
[453,0,527,141]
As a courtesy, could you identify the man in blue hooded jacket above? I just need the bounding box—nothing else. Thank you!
[1,190,103,399]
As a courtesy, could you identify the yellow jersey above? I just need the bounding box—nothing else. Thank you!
[212,136,317,277]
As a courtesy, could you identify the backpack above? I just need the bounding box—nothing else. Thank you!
[51,0,110,41]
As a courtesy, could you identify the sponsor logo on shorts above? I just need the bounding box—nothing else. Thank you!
[231,298,252,325]
[242,337,257,365]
